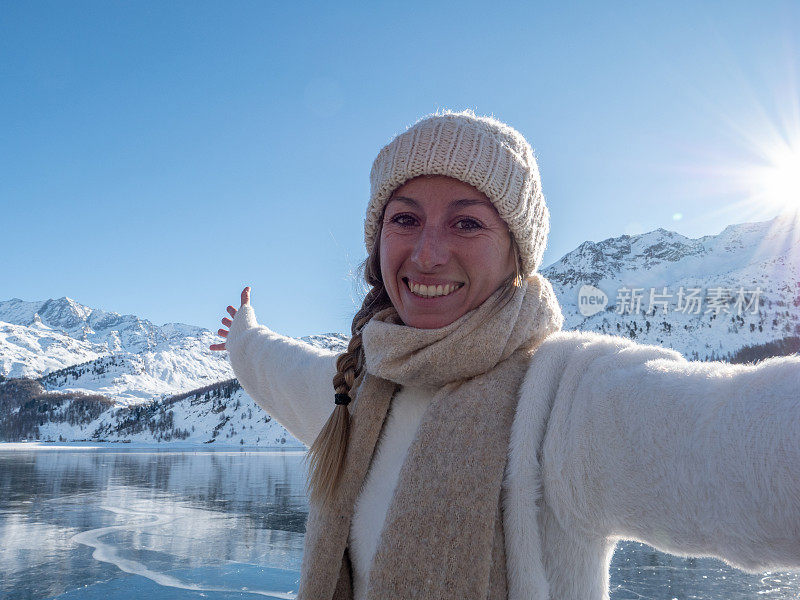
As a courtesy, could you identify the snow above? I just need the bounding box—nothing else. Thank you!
[543,213,800,360]
[2,214,799,444]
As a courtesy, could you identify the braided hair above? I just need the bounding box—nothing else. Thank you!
[304,233,391,505]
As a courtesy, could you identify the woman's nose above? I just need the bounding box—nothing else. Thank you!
[410,226,449,271]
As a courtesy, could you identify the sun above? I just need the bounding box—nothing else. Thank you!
[670,39,800,228]
[754,143,800,211]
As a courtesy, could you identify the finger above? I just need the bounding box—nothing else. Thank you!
[217,328,228,338]
[222,317,232,327]
[227,305,237,318]
[209,343,226,351]
[241,286,251,305]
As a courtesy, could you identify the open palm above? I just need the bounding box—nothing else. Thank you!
[209,286,250,351]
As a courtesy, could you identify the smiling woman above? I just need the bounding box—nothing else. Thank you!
[211,109,800,600]
[379,176,518,329]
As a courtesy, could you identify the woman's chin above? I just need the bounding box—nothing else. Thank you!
[403,315,461,329]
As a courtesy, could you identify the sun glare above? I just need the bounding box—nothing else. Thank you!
[753,144,800,211]
[666,32,800,230]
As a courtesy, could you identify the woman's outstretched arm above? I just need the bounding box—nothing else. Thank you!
[211,287,338,447]
[539,331,800,572]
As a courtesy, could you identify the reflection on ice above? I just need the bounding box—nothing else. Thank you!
[52,564,301,600]
[2,447,799,600]
[610,540,800,599]
[70,505,297,598]
[0,448,306,599]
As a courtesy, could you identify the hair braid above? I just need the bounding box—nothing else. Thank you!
[305,239,391,505]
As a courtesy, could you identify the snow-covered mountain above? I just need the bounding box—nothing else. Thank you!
[2,213,798,444]
[542,213,800,361]
[0,296,348,402]
[0,297,227,390]
[0,297,348,445]
[0,377,311,447]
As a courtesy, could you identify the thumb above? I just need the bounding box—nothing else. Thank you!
[241,286,251,306]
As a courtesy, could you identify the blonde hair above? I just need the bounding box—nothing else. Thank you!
[304,219,523,506]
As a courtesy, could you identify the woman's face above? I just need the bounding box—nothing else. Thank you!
[379,175,517,329]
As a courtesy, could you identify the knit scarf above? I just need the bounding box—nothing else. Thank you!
[297,273,564,600]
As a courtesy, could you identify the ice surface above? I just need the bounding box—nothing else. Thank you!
[50,564,299,599]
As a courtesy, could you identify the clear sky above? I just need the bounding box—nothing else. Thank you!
[2,1,799,337]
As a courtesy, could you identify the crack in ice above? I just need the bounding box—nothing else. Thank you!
[70,504,297,599]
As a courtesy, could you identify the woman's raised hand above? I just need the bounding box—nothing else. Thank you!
[209,286,251,351]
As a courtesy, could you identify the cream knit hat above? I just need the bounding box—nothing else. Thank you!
[365,109,549,276]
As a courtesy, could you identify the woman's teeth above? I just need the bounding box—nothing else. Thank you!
[406,279,462,298]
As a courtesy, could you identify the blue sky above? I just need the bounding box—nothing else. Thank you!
[2,1,799,337]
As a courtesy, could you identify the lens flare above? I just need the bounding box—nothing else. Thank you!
[754,145,800,210]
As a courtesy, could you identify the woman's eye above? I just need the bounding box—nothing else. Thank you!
[454,218,483,231]
[389,214,417,227]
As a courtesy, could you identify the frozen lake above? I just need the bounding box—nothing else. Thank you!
[1,444,798,599]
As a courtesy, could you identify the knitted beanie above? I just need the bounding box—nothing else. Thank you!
[365,109,550,276]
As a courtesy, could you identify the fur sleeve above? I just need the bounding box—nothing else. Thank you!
[541,331,800,572]
[225,304,338,447]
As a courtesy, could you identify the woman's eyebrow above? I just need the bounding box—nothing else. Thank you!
[388,196,491,209]
[388,196,421,208]
[449,198,491,209]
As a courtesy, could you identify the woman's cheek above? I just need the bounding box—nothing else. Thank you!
[463,239,505,265]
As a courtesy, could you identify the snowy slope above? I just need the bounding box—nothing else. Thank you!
[2,213,799,443]
[0,297,233,400]
[543,213,800,360]
[33,383,307,448]
[0,297,348,444]
[0,296,347,404]
[0,319,105,380]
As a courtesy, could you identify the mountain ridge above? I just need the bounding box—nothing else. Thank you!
[3,213,799,444]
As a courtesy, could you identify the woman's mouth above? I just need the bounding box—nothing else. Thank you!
[403,277,464,299]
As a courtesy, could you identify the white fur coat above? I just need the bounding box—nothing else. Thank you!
[226,304,800,600]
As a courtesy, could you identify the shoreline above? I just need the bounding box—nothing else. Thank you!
[0,440,307,452]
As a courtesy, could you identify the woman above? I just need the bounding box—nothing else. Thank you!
[210,110,800,600]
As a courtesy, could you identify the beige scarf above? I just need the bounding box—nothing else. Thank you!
[298,274,564,600]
